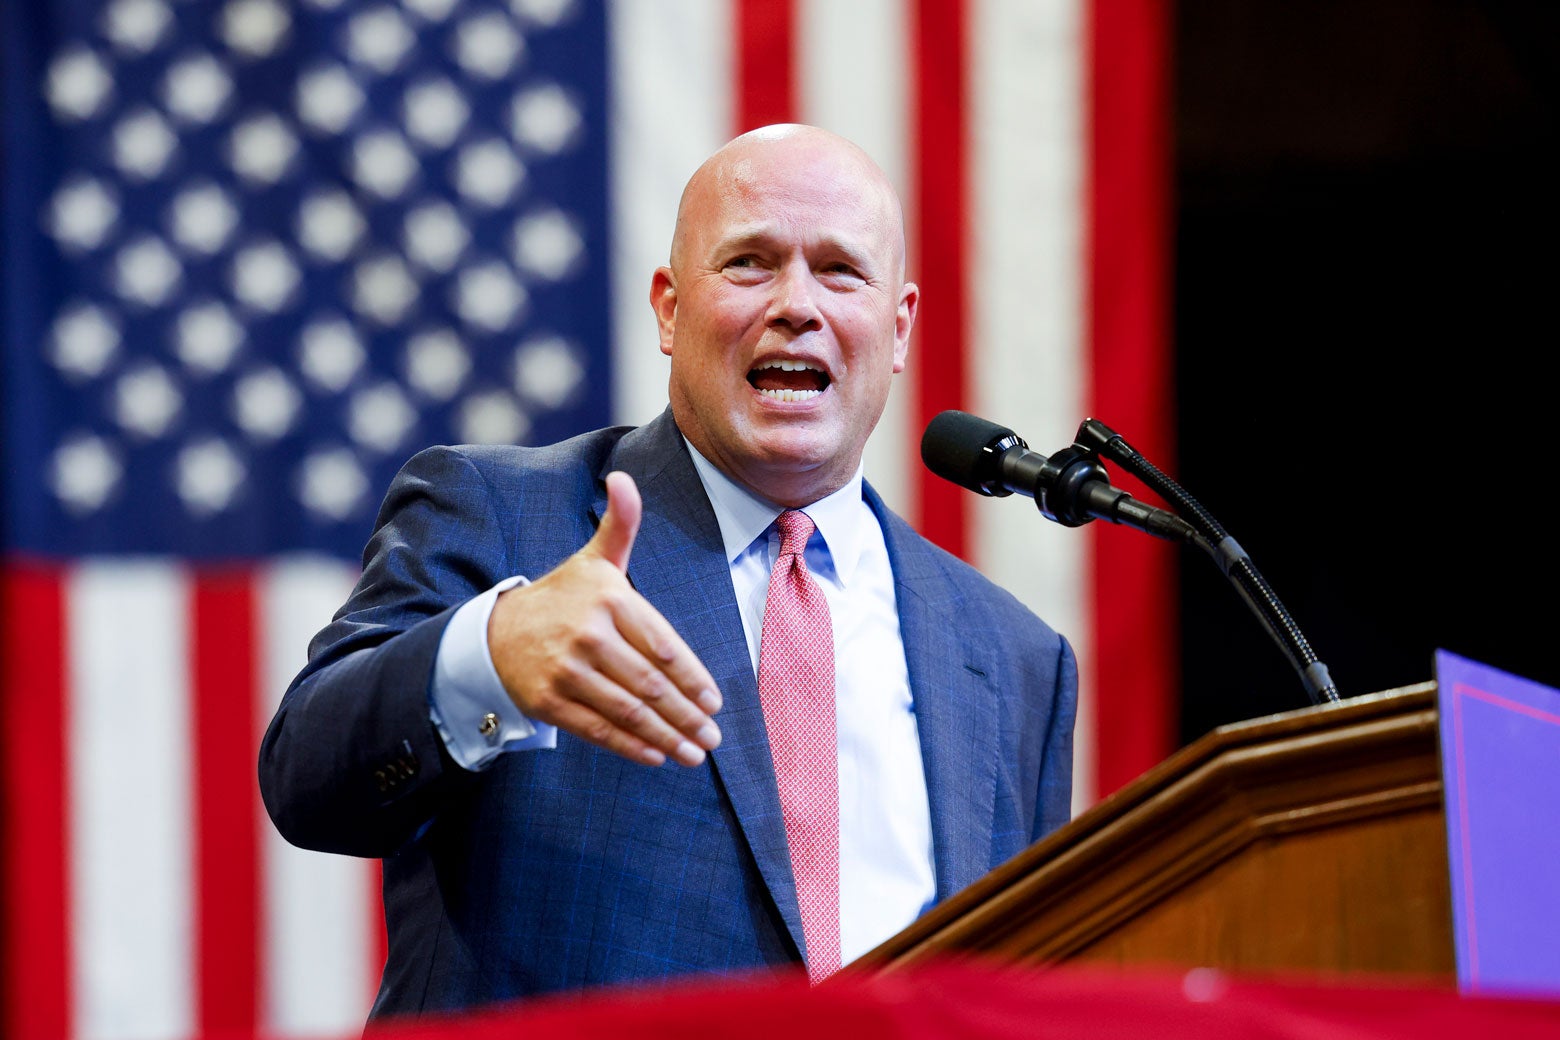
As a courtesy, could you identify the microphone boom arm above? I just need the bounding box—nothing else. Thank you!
[1070,418,1341,706]
[918,408,1340,708]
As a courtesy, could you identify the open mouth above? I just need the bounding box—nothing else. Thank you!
[747,359,830,402]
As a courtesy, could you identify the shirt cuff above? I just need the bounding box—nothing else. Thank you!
[430,575,558,771]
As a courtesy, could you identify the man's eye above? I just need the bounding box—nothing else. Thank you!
[821,264,865,284]
[723,256,768,281]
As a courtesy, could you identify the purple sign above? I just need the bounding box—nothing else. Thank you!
[1436,650,1560,997]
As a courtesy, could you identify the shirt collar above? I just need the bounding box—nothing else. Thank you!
[682,437,867,586]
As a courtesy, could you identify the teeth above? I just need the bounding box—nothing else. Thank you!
[758,388,823,402]
[756,359,821,373]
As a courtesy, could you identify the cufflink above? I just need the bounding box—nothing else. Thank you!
[479,712,500,741]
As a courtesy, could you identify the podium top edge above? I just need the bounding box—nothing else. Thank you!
[1209,680,1438,737]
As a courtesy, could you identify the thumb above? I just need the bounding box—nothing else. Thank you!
[587,471,642,572]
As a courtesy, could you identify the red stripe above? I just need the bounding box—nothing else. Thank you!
[1,563,73,1040]
[191,569,260,1033]
[735,0,796,131]
[909,0,969,556]
[372,859,388,998]
[1087,0,1176,796]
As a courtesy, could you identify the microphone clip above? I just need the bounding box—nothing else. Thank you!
[1034,443,1113,528]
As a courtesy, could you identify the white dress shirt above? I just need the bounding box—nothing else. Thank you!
[429,443,936,963]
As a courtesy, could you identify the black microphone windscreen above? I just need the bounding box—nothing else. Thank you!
[920,410,1018,493]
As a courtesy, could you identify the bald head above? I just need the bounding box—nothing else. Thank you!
[649,123,919,507]
[668,124,907,278]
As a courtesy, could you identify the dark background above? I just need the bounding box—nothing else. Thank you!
[1173,0,1559,742]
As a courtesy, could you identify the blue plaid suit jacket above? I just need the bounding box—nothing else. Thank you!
[259,408,1077,1018]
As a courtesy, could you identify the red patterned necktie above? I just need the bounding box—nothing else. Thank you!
[757,509,841,982]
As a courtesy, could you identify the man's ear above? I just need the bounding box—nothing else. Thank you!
[893,281,919,373]
[650,267,677,357]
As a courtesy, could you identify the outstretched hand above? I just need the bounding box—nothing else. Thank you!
[486,471,723,767]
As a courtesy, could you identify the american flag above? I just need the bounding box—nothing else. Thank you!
[0,2,1173,1038]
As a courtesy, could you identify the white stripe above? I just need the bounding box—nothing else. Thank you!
[68,562,192,1040]
[607,0,732,429]
[257,557,375,1037]
[968,0,1095,809]
[797,0,914,518]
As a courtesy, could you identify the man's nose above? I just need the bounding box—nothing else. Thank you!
[765,261,823,332]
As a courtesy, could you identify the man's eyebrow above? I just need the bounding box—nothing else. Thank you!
[710,225,780,253]
[711,226,877,267]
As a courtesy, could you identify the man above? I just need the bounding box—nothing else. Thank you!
[259,124,1076,1018]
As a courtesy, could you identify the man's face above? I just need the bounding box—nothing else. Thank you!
[652,131,918,508]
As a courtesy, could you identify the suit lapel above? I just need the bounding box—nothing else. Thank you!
[868,487,1001,902]
[597,412,806,957]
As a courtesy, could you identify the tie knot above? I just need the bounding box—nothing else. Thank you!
[775,509,815,556]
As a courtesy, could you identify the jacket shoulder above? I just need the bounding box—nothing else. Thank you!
[872,492,1060,638]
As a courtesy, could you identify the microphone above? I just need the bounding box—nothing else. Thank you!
[924,411,1341,705]
[921,410,1196,543]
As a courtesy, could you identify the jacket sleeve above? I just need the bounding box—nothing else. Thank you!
[257,445,514,858]
[1034,633,1080,842]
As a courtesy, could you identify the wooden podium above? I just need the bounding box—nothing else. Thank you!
[853,683,1455,980]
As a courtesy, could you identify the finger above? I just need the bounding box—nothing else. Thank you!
[584,471,641,572]
[606,590,723,718]
[584,621,722,751]
[550,667,710,767]
[547,698,669,767]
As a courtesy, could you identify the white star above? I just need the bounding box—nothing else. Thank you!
[352,130,419,199]
[296,65,365,135]
[223,0,291,58]
[114,364,184,438]
[513,335,584,409]
[114,236,182,306]
[164,54,233,124]
[113,108,179,180]
[512,209,584,281]
[50,304,121,380]
[231,240,301,313]
[453,13,524,79]
[403,78,469,151]
[46,48,114,121]
[510,83,581,155]
[458,390,529,445]
[348,7,414,73]
[297,448,369,521]
[175,438,247,515]
[349,382,418,453]
[232,367,302,440]
[229,114,299,185]
[168,183,239,255]
[52,435,123,514]
[453,261,526,331]
[297,189,366,262]
[510,0,575,28]
[176,300,245,374]
[48,177,120,252]
[103,0,173,54]
[298,319,366,391]
[454,139,525,208]
[404,201,469,272]
[405,329,471,400]
[354,255,420,325]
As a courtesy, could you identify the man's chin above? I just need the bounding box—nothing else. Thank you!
[740,436,862,500]
[743,426,836,468]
